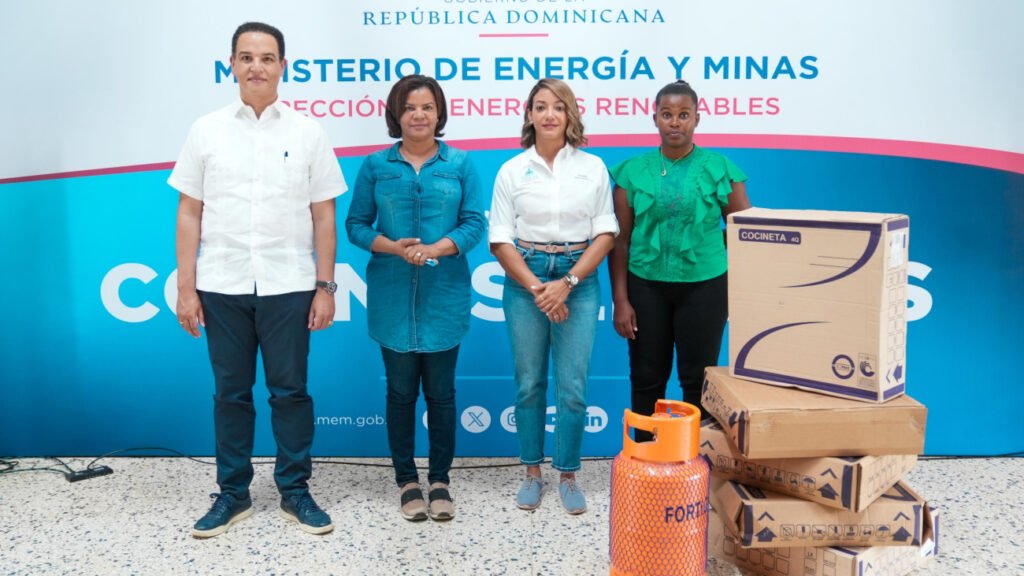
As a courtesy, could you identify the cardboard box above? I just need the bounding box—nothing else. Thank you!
[711,479,931,549]
[709,505,939,576]
[727,208,910,402]
[702,367,926,459]
[700,420,917,512]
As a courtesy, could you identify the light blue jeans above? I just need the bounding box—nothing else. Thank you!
[502,246,600,472]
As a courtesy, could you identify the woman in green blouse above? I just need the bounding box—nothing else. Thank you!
[608,80,751,439]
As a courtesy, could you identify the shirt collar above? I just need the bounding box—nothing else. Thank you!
[527,143,575,168]
[386,139,447,163]
[232,98,284,121]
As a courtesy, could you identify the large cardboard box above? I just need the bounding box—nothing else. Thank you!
[700,420,917,512]
[727,208,910,402]
[709,507,939,576]
[711,479,932,549]
[702,367,926,459]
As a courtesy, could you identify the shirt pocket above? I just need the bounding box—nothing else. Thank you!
[374,172,416,236]
[267,151,308,193]
[425,171,461,209]
[204,152,245,192]
[374,172,414,203]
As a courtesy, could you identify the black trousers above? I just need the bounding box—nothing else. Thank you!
[199,290,316,499]
[626,271,728,441]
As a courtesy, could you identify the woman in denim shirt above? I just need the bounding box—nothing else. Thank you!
[489,78,618,514]
[346,75,486,522]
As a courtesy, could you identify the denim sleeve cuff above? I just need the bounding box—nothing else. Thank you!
[350,229,380,252]
[445,233,467,256]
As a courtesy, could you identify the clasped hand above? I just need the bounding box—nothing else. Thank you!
[530,281,571,324]
[394,237,439,266]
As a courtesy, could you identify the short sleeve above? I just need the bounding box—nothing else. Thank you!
[609,159,635,208]
[167,123,204,200]
[724,156,747,184]
[590,161,619,238]
[308,125,347,203]
[487,164,517,245]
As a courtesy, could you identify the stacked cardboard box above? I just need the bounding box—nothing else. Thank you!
[702,209,935,575]
[708,506,939,576]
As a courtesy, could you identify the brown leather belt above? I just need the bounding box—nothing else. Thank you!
[517,240,590,253]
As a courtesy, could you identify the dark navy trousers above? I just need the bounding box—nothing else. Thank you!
[380,345,459,487]
[199,290,316,499]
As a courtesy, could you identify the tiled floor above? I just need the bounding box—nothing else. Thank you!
[0,456,1020,575]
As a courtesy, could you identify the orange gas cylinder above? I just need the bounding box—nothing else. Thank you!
[609,400,710,576]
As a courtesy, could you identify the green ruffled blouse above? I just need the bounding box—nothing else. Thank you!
[610,146,747,282]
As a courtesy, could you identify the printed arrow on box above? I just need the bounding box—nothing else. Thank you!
[893,511,911,521]
[892,527,913,542]
[756,527,777,542]
[818,483,839,500]
[729,411,739,427]
[700,440,713,449]
[894,364,904,381]
[758,511,775,521]
[882,484,917,502]
[821,468,838,479]
[886,367,893,384]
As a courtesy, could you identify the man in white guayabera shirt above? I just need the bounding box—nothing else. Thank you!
[168,21,346,539]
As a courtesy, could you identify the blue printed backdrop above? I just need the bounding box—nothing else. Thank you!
[1,147,1022,457]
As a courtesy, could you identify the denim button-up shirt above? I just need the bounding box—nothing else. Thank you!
[346,141,486,352]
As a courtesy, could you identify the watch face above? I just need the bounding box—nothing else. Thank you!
[318,281,338,294]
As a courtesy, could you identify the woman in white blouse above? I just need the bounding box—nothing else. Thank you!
[489,78,618,514]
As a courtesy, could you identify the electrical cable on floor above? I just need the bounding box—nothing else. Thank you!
[0,457,71,477]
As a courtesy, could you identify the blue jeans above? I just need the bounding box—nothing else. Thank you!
[381,346,459,486]
[199,290,315,500]
[502,247,600,472]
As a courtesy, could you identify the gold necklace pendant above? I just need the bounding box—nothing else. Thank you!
[659,145,693,177]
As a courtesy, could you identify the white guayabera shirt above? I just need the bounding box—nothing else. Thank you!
[169,99,347,296]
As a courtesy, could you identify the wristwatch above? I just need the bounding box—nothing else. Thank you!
[316,280,338,295]
[562,273,579,289]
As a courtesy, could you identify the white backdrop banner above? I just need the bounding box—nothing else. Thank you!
[2,0,1022,458]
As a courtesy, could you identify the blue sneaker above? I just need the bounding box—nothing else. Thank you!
[559,478,587,515]
[280,492,334,535]
[516,475,545,510]
[192,492,253,538]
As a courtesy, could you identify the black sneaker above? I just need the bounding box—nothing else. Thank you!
[191,492,253,539]
[280,492,334,535]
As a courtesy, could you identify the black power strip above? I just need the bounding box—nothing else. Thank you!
[65,465,114,482]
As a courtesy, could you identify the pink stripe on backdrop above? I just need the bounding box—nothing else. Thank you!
[3,134,1022,184]
[691,134,1024,175]
[1,161,177,185]
[479,33,549,38]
